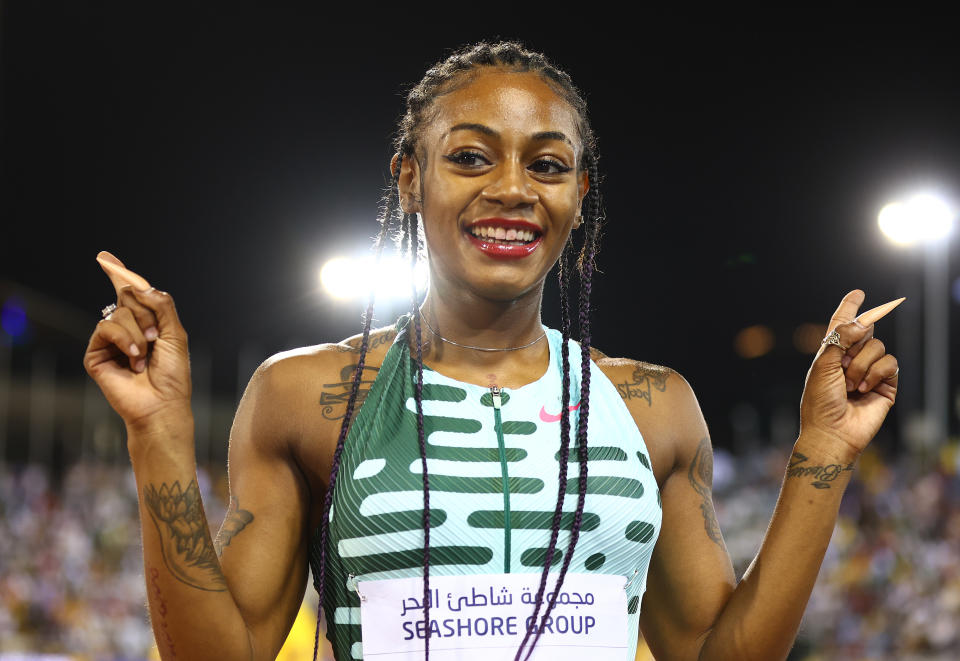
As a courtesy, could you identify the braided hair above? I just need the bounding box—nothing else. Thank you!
[309,41,603,661]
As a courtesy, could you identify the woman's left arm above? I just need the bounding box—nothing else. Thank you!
[634,289,898,661]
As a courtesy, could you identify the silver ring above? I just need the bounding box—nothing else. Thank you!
[101,303,117,320]
[883,367,900,381]
[821,330,849,352]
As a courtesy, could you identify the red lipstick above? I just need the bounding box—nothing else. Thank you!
[465,218,543,260]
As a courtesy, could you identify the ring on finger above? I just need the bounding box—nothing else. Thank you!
[821,330,849,352]
[882,367,900,382]
[101,303,117,320]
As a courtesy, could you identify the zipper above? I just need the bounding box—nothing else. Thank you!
[491,385,511,573]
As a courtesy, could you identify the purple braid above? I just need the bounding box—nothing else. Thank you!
[513,238,573,661]
[404,205,432,659]
[310,160,402,661]
[522,153,602,660]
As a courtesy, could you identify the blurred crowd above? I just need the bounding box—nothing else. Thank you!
[1,444,958,660]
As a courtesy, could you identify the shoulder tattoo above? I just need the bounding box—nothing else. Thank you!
[615,363,670,407]
[318,363,380,420]
[687,437,727,550]
[334,329,397,354]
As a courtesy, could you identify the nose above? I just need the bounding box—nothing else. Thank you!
[480,159,538,208]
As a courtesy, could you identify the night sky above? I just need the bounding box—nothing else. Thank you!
[3,7,959,450]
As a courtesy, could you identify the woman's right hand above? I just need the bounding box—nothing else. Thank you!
[83,252,193,433]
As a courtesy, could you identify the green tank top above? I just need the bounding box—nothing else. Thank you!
[310,319,662,660]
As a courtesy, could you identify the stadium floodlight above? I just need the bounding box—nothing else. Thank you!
[878,193,955,246]
[878,190,955,449]
[320,254,428,302]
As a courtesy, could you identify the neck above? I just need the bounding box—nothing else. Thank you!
[415,283,548,374]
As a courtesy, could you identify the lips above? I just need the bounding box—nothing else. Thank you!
[465,218,543,260]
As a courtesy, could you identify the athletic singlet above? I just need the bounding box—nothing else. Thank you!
[310,318,662,660]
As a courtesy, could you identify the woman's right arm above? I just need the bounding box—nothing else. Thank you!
[85,283,314,661]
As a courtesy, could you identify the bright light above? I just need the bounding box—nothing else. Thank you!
[320,254,428,301]
[878,193,955,246]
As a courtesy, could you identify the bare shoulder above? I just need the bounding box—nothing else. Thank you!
[238,324,399,472]
[591,350,678,409]
[252,324,398,421]
[591,350,708,483]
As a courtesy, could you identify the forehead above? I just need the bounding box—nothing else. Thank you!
[423,70,580,148]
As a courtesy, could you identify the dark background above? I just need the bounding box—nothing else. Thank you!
[3,6,959,454]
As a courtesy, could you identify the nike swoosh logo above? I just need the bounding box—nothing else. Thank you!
[539,402,581,423]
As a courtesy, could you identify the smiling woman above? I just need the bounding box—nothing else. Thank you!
[84,41,901,661]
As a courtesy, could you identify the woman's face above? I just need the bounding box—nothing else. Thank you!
[401,69,588,303]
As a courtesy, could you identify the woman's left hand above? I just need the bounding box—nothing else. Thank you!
[799,289,900,462]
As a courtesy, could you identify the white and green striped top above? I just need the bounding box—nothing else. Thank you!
[313,318,662,660]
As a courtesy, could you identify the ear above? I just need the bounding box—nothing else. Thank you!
[392,152,423,214]
[574,169,590,228]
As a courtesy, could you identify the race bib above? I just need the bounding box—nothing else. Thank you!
[357,572,627,660]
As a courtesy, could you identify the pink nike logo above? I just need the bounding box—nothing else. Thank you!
[539,402,581,423]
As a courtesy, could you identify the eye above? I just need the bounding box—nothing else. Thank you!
[529,158,572,175]
[444,151,491,168]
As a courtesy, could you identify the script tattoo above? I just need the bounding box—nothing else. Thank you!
[787,452,854,489]
[318,364,379,420]
[144,480,226,591]
[214,495,253,557]
[688,437,726,549]
[334,330,397,354]
[148,565,178,657]
[616,363,670,406]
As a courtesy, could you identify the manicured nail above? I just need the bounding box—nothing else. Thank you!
[845,379,855,392]
[134,359,146,372]
[144,327,158,341]
[96,252,152,290]
[858,380,869,393]
[856,297,906,326]
[841,355,851,368]
[129,344,140,357]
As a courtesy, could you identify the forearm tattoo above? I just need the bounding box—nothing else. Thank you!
[787,452,854,489]
[214,495,254,557]
[148,565,179,657]
[318,363,379,420]
[616,363,669,406]
[144,480,226,591]
[688,437,726,549]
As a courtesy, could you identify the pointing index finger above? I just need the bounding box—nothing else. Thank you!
[828,289,865,333]
[97,251,151,296]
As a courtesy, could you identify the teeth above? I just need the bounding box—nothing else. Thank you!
[470,226,539,243]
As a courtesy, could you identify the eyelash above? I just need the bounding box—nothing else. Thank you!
[444,151,572,175]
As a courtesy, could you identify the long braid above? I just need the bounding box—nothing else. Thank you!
[513,238,573,661]
[315,42,606,660]
[310,162,402,661]
[405,204,432,659]
[522,153,601,659]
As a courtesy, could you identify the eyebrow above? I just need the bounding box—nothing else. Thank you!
[446,123,573,146]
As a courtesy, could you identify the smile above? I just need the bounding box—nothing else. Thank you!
[465,218,543,259]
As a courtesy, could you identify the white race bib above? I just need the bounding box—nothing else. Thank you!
[357,572,627,660]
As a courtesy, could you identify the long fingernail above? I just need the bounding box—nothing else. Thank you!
[134,359,146,372]
[129,344,140,357]
[856,297,906,326]
[144,327,158,341]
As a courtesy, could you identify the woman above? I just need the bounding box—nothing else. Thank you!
[85,42,899,661]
